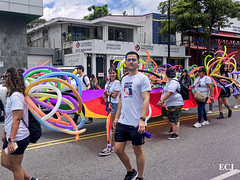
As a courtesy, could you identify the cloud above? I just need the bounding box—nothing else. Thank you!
[42,0,162,20]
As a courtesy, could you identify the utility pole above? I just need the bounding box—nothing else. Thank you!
[168,0,171,63]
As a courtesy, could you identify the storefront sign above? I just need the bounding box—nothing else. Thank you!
[140,44,154,51]
[164,46,180,53]
[98,72,104,77]
[110,55,125,60]
[64,53,82,66]
[74,41,93,52]
[106,43,121,50]
[135,44,154,52]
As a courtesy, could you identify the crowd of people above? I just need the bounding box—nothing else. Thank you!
[1,51,240,180]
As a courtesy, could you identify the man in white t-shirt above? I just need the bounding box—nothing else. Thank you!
[113,51,151,180]
[74,65,93,124]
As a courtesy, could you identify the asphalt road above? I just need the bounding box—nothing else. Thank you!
[0,97,240,180]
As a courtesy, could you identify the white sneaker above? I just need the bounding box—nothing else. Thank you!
[207,111,213,114]
[201,121,210,126]
[99,147,112,156]
[193,122,202,128]
[233,105,239,109]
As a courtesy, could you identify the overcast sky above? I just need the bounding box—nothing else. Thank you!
[42,0,162,20]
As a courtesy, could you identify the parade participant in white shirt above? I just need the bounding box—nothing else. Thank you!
[100,67,121,156]
[1,68,38,180]
[113,51,151,180]
[191,68,214,127]
[158,69,184,139]
[73,65,93,124]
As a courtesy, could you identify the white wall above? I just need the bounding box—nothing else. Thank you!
[64,53,83,66]
[27,55,52,68]
[49,24,62,49]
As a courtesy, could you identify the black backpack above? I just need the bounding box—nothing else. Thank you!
[22,111,42,143]
[82,75,97,90]
[172,79,190,100]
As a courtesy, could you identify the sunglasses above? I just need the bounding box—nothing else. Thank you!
[126,58,137,62]
[0,75,8,79]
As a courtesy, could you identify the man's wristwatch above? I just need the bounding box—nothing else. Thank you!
[7,138,14,142]
[140,117,146,121]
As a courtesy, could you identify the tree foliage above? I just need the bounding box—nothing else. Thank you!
[27,18,47,29]
[83,4,111,20]
[158,0,240,50]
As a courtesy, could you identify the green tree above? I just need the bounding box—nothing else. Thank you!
[158,0,240,54]
[84,4,111,20]
[27,18,47,29]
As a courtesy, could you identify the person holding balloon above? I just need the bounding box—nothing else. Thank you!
[233,64,240,109]
[1,68,38,180]
[217,64,232,119]
[100,67,121,156]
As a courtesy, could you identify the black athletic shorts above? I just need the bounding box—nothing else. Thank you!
[2,136,29,155]
[114,122,145,145]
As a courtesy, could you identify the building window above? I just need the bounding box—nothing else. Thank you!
[68,26,90,40]
[161,34,176,44]
[108,26,133,42]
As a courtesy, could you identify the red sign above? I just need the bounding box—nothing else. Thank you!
[135,44,140,51]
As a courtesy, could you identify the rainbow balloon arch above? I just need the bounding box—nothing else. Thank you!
[23,65,86,142]
[24,46,240,141]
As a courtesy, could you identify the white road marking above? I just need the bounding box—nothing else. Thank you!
[210,169,240,180]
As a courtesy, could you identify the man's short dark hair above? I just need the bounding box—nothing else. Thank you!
[76,65,84,72]
[125,51,139,60]
[166,69,176,78]
[198,67,206,73]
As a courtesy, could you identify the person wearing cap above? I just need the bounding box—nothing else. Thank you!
[74,65,93,124]
[192,68,213,128]
[158,69,184,139]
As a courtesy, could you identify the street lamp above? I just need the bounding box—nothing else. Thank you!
[168,0,170,63]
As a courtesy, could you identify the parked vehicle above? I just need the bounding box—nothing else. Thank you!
[56,66,77,91]
[0,83,7,121]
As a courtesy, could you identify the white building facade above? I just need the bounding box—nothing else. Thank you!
[28,13,189,86]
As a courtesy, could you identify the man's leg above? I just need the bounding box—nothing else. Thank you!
[237,95,240,106]
[171,121,180,135]
[132,145,145,178]
[114,142,133,171]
